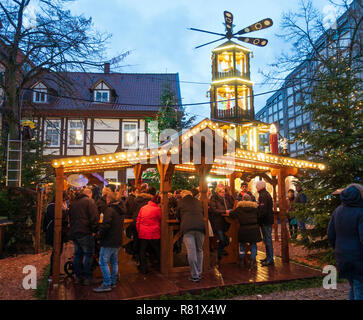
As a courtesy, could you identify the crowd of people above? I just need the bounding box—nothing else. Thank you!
[42,180,307,292]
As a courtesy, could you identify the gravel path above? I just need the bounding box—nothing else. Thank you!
[232,282,350,300]
[0,251,51,300]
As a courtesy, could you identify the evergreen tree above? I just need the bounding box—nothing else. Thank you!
[145,81,198,190]
[265,0,362,261]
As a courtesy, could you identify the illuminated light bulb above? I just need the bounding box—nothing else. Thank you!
[54,162,58,166]
[61,162,65,165]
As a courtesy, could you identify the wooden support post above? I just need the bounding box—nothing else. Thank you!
[35,187,44,254]
[157,156,174,275]
[53,167,64,286]
[0,227,3,257]
[133,164,143,189]
[196,164,212,272]
[272,177,279,242]
[277,168,289,263]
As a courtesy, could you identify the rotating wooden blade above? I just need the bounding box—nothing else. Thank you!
[189,28,226,37]
[236,37,269,47]
[195,36,226,49]
[234,18,273,35]
[224,10,233,38]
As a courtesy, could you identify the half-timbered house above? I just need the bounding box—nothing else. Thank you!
[21,64,182,183]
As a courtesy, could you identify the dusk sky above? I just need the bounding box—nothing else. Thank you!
[68,0,338,122]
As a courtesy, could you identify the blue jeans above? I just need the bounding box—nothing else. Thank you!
[99,247,120,287]
[349,279,363,300]
[216,230,229,260]
[183,231,205,279]
[239,242,257,261]
[73,234,95,279]
[261,225,274,262]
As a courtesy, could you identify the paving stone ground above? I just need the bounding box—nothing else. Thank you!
[232,282,350,300]
[0,251,51,300]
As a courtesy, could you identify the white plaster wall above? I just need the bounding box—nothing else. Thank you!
[93,131,119,144]
[66,149,84,156]
[104,170,118,181]
[43,149,60,156]
[126,168,135,180]
[94,144,118,154]
[94,119,119,130]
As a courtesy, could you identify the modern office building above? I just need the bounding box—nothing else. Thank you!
[256,0,362,158]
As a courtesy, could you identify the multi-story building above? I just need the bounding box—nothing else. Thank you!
[256,0,362,158]
[19,64,181,183]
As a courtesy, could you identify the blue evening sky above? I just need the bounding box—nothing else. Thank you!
[68,0,337,121]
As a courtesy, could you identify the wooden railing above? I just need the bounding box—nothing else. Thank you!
[213,70,249,81]
[215,107,254,120]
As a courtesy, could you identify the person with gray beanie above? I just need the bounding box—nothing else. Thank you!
[256,180,274,266]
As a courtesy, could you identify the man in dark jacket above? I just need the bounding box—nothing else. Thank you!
[176,190,205,282]
[328,184,363,300]
[93,192,124,293]
[68,188,99,285]
[209,186,232,261]
[256,180,274,266]
[125,186,137,218]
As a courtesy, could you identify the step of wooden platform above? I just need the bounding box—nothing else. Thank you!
[48,251,322,300]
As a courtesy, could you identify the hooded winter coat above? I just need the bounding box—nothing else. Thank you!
[328,186,363,281]
[98,202,124,248]
[68,193,99,240]
[230,201,262,243]
[176,195,205,235]
[136,201,161,240]
[133,193,155,220]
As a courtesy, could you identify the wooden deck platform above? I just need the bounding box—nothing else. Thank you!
[47,251,322,300]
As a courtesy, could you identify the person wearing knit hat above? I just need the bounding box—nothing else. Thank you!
[328,184,363,300]
[256,180,275,266]
[256,180,266,192]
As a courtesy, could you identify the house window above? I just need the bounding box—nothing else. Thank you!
[279,110,284,119]
[94,90,110,103]
[68,120,84,147]
[45,120,60,147]
[33,83,47,103]
[122,122,138,149]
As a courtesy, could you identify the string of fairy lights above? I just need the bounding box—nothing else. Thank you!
[52,119,325,174]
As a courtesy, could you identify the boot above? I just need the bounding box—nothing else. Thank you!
[238,258,245,268]
[249,259,257,270]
